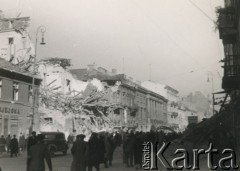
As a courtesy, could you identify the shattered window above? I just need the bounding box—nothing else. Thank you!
[13,82,19,101]
[44,117,53,124]
[28,85,33,103]
[66,79,71,92]
[9,37,14,45]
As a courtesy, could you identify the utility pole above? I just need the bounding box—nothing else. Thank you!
[207,72,215,115]
[30,25,46,132]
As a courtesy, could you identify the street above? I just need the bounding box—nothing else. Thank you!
[0,146,139,171]
[0,145,220,171]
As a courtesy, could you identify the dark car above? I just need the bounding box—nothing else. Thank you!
[41,132,68,156]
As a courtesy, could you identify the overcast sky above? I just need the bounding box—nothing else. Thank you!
[1,0,224,96]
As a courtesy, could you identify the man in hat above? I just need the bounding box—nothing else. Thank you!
[27,134,52,171]
[71,134,87,171]
[27,131,37,153]
[87,132,101,171]
[10,135,18,157]
[0,135,6,154]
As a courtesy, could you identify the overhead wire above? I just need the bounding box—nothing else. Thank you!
[131,0,223,82]
[131,0,205,71]
[188,0,216,24]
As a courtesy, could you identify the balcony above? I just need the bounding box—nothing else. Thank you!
[222,75,240,89]
[222,64,240,89]
[224,0,237,8]
[217,7,237,44]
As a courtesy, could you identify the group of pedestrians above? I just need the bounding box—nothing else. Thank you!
[70,131,121,171]
[23,130,122,171]
[122,129,174,170]
[0,133,26,157]
[1,128,178,171]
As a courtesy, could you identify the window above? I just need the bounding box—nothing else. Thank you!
[13,82,19,101]
[9,37,14,44]
[44,117,53,124]
[28,85,33,103]
[66,79,71,92]
[0,79,2,98]
[8,37,14,61]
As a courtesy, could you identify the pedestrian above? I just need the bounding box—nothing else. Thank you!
[98,133,108,168]
[26,131,37,171]
[134,132,143,170]
[27,131,37,153]
[5,134,11,153]
[19,132,25,153]
[104,132,115,167]
[68,132,74,152]
[10,134,18,157]
[122,128,128,164]
[86,132,100,171]
[71,134,87,171]
[27,134,52,171]
[0,135,6,154]
[124,130,135,167]
[113,131,122,147]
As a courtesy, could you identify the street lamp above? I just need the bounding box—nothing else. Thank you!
[30,26,46,132]
[207,72,215,115]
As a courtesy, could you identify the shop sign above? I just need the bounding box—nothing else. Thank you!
[0,107,20,114]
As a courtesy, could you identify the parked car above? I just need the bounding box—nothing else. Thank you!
[41,132,68,157]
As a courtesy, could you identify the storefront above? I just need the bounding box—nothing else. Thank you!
[0,101,32,136]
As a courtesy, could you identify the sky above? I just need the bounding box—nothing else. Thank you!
[1,0,224,97]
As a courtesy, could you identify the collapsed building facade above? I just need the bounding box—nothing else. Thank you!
[0,13,122,138]
[71,66,168,132]
[0,15,40,136]
[37,60,121,137]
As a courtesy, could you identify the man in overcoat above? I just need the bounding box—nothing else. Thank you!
[10,134,18,157]
[27,134,52,171]
[71,134,87,171]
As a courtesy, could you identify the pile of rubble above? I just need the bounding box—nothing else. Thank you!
[179,104,236,150]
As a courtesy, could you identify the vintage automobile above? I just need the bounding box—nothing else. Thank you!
[41,132,68,157]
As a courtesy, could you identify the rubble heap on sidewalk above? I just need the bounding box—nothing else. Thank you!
[179,103,235,150]
[37,58,122,138]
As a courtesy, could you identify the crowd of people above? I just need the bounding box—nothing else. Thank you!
[69,131,122,171]
[0,129,181,171]
[68,129,180,171]
[0,132,26,157]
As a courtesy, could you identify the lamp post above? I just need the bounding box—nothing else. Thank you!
[30,26,46,132]
[207,72,215,116]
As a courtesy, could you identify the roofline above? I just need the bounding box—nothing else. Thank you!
[164,85,179,94]
[0,16,30,21]
[0,67,42,81]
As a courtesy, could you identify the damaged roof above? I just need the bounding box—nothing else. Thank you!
[0,57,41,80]
[70,68,126,81]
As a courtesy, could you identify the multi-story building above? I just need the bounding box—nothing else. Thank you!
[141,81,179,129]
[0,15,34,65]
[0,14,42,136]
[0,58,41,136]
[70,66,168,131]
[217,0,240,149]
[141,81,200,132]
